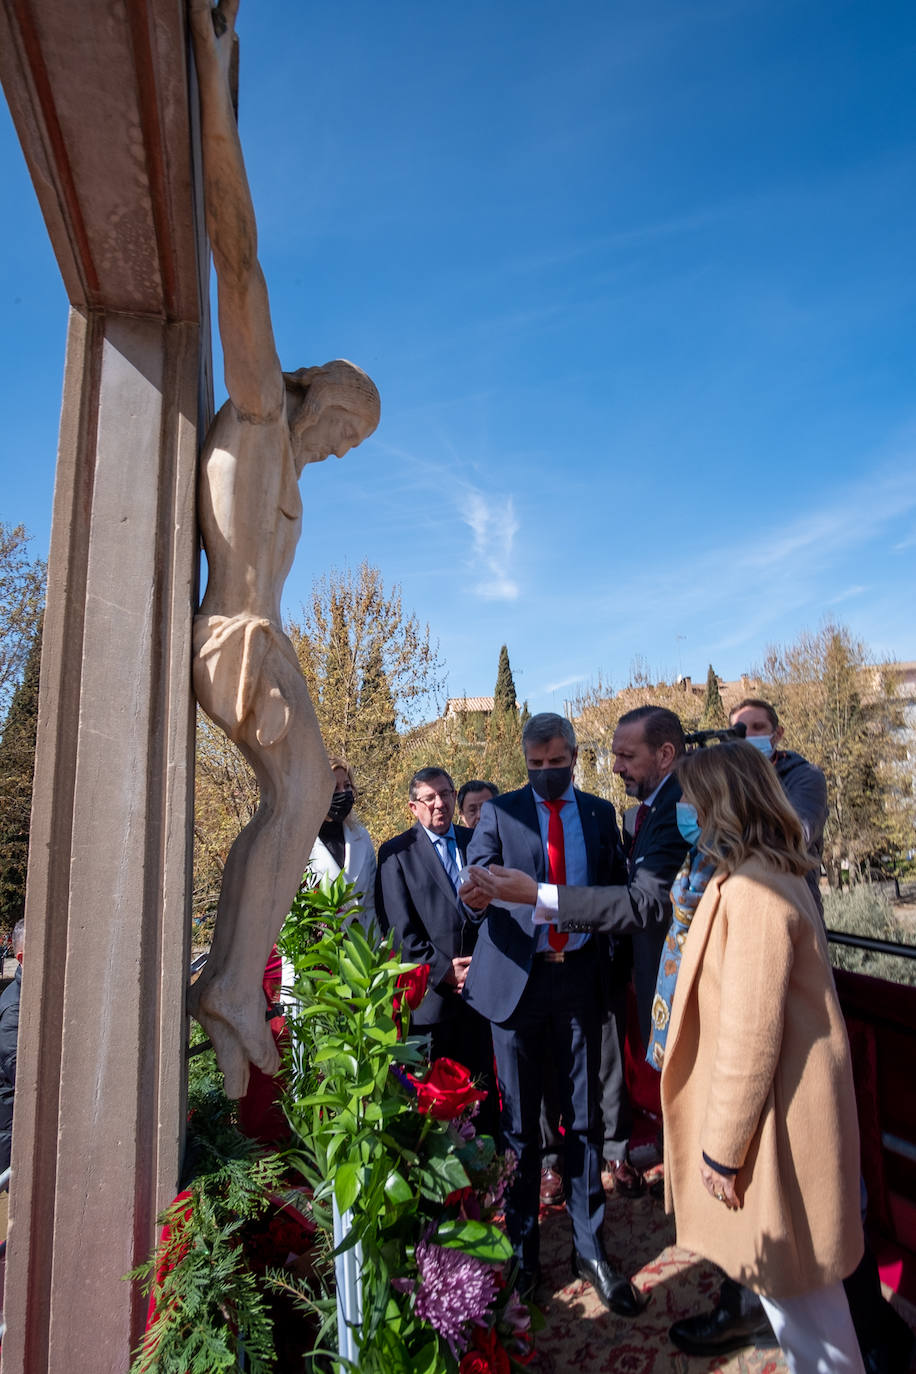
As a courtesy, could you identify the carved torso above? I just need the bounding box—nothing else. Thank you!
[197,399,301,625]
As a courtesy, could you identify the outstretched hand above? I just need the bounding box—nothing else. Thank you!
[461,864,539,906]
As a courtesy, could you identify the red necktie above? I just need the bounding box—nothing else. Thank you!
[633,802,649,838]
[545,799,568,951]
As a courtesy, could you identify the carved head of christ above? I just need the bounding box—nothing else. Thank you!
[284,359,380,468]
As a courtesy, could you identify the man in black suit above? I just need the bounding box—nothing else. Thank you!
[467,706,689,1196]
[553,705,688,1035]
[376,767,497,1138]
[461,714,642,1315]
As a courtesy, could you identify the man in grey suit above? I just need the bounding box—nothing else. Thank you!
[461,714,642,1315]
[470,706,689,1196]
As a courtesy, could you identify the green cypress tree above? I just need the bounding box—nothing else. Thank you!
[701,664,726,728]
[493,644,517,715]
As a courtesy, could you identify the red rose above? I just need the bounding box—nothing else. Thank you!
[458,1354,491,1374]
[396,961,430,1011]
[408,1057,488,1120]
[469,1327,511,1374]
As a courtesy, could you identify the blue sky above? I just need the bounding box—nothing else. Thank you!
[2,0,915,716]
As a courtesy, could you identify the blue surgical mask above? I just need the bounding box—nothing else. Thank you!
[676,801,702,846]
[746,734,774,758]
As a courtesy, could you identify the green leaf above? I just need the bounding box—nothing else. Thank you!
[334,1160,360,1212]
[343,924,375,976]
[435,1218,512,1263]
[383,1170,413,1205]
[409,1336,442,1374]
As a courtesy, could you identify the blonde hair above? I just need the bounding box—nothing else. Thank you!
[676,741,814,876]
[328,755,358,800]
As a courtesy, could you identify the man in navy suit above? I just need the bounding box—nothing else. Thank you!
[376,767,498,1138]
[461,714,642,1315]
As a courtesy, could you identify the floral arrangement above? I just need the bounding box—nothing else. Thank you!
[131,871,536,1372]
[280,871,538,1372]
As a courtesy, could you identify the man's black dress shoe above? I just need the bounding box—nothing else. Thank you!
[571,1252,644,1316]
[669,1303,778,1356]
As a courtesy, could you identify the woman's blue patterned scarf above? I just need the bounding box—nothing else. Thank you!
[646,847,718,1071]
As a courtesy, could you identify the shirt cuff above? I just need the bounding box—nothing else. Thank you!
[532,883,559,924]
[702,1150,739,1176]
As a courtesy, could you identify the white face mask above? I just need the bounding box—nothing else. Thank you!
[746,734,774,758]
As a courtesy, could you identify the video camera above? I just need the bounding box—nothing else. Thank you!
[683,721,747,751]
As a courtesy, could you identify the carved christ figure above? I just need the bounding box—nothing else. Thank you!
[188,0,380,1097]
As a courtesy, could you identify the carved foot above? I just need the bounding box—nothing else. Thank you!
[188,975,281,1099]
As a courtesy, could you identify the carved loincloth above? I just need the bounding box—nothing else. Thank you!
[193,612,303,747]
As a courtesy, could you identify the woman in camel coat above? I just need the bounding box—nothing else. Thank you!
[662,741,864,1373]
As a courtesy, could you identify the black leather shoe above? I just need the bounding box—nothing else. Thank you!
[669,1304,778,1356]
[571,1252,644,1316]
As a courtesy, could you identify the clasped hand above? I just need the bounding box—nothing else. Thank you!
[699,1158,741,1210]
[458,864,539,907]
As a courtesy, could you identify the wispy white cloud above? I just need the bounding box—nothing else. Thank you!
[571,451,916,675]
[827,585,866,606]
[461,488,520,601]
[544,673,588,693]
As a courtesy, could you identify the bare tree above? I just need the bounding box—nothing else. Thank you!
[0,523,46,719]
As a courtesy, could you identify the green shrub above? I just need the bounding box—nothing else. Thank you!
[824,886,916,987]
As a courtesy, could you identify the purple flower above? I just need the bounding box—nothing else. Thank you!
[411,1238,498,1355]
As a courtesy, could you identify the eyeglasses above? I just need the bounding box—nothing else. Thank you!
[412,789,455,807]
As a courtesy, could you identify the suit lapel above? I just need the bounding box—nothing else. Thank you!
[412,822,460,905]
[629,774,679,870]
[454,824,472,868]
[575,789,602,882]
[517,788,547,879]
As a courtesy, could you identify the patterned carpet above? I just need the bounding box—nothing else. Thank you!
[529,1155,916,1374]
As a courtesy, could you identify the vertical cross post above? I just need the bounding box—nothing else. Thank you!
[0,2,208,1367]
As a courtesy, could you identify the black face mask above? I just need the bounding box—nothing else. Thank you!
[527,766,573,801]
[328,788,355,821]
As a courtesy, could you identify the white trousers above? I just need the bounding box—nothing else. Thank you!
[759,1280,865,1374]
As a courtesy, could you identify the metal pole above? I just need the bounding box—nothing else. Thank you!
[332,1198,363,1370]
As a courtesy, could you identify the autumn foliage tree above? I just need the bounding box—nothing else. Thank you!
[0,525,46,932]
[0,523,46,720]
[754,623,913,885]
[286,562,444,835]
[0,615,42,928]
[193,562,444,909]
[569,665,705,813]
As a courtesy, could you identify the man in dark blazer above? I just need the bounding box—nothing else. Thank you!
[462,714,642,1316]
[376,766,497,1138]
[554,705,688,1042]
